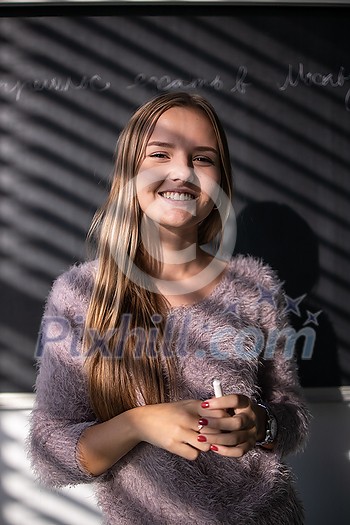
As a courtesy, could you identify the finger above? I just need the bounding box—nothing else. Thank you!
[161,432,200,460]
[176,442,200,461]
[209,441,253,458]
[201,394,250,412]
[198,406,228,419]
[198,412,254,432]
[191,416,219,433]
[218,413,255,432]
[186,429,212,453]
[204,429,252,447]
[198,426,220,435]
[165,429,211,456]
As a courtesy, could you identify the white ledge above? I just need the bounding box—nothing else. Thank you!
[0,393,36,410]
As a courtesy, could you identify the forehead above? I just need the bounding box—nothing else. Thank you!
[149,106,217,145]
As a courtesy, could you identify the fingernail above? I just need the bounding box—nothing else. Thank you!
[198,418,208,426]
[210,445,219,452]
[201,401,210,408]
[197,435,207,442]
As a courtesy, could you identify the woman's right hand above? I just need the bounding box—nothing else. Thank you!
[131,400,225,460]
[78,399,227,476]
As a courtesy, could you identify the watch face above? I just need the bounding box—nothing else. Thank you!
[256,403,278,445]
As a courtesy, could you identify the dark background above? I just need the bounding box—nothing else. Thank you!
[1,4,349,391]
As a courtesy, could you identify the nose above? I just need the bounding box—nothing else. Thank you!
[167,158,195,183]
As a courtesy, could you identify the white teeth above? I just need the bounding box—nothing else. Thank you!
[161,192,194,201]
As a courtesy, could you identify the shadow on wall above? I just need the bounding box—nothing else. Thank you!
[0,408,102,525]
[233,201,341,387]
[287,399,350,525]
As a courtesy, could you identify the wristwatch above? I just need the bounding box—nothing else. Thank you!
[255,402,278,446]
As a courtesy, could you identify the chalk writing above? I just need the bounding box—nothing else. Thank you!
[127,66,250,95]
[0,75,111,102]
[230,66,250,94]
[3,65,350,114]
[278,63,350,111]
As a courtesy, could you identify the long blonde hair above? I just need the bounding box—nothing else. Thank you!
[84,92,233,421]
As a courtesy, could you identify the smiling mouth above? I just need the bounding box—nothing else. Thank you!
[159,191,196,201]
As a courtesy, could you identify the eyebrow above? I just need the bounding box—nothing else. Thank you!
[147,141,218,155]
[147,141,175,149]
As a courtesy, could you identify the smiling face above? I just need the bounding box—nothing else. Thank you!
[136,106,221,236]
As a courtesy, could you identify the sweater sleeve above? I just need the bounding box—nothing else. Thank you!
[27,267,104,488]
[256,266,311,458]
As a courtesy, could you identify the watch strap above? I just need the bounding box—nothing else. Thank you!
[255,401,278,446]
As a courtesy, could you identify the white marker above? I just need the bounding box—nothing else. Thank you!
[213,379,223,398]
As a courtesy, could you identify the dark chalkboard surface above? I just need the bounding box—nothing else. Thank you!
[1,3,349,391]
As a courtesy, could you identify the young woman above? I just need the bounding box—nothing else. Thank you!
[29,92,310,524]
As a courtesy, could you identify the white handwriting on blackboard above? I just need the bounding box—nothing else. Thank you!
[0,75,111,102]
[278,63,350,111]
[127,67,250,95]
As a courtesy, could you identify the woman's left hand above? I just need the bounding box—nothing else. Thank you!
[198,394,267,457]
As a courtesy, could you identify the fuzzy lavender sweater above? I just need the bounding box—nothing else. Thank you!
[29,256,310,525]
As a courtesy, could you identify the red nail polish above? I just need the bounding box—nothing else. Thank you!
[198,418,208,426]
[201,401,210,408]
[210,445,219,452]
[197,435,207,442]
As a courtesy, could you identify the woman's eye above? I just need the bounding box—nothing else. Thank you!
[193,156,214,164]
[150,152,168,159]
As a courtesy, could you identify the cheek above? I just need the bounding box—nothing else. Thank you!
[135,175,165,219]
[136,165,167,195]
[200,177,221,205]
[136,176,158,211]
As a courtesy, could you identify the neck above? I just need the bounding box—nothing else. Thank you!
[139,221,229,301]
[140,220,205,280]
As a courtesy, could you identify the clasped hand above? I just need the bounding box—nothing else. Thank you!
[134,394,266,461]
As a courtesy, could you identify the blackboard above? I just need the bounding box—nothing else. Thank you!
[1,2,349,391]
